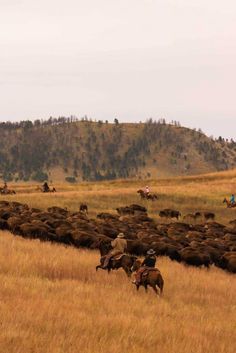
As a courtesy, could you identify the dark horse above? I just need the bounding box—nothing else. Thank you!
[36,186,56,193]
[137,189,158,201]
[0,188,16,195]
[96,240,137,277]
[131,259,164,296]
[223,198,236,208]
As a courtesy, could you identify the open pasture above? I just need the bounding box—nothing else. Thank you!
[2,169,236,224]
[0,171,236,352]
[0,231,235,353]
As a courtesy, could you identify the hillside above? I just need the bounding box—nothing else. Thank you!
[0,118,236,182]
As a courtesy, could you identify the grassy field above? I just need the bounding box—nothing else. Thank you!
[0,231,235,353]
[1,171,236,352]
[2,168,236,224]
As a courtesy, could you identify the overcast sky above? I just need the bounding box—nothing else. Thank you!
[0,0,236,138]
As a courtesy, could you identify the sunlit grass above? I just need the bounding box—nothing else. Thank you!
[2,169,236,223]
[0,231,235,353]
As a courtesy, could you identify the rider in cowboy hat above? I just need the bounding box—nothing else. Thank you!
[145,185,150,195]
[102,232,127,269]
[133,249,157,285]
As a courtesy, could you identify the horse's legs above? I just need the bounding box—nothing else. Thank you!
[123,266,131,277]
[144,284,148,293]
[151,284,158,295]
[96,265,103,271]
[158,279,164,295]
[136,284,140,291]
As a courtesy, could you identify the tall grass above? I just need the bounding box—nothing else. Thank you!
[0,231,235,353]
[2,169,236,223]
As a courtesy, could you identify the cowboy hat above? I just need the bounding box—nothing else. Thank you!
[117,232,125,238]
[147,249,156,255]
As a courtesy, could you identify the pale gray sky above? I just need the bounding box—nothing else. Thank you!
[0,0,236,138]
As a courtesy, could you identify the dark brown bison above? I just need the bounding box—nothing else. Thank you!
[218,252,236,273]
[0,218,9,230]
[129,204,147,213]
[183,212,202,222]
[116,207,134,215]
[159,209,181,220]
[19,223,55,241]
[79,204,88,213]
[179,247,211,267]
[203,212,215,221]
[229,219,236,227]
[47,206,68,216]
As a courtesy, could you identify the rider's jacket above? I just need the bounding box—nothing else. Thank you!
[142,255,156,267]
[111,238,127,253]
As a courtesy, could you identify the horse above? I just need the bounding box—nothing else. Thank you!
[45,187,56,193]
[96,240,137,277]
[137,189,158,201]
[131,259,164,296]
[147,193,158,201]
[223,198,236,208]
[36,186,56,193]
[0,188,16,195]
[137,189,146,199]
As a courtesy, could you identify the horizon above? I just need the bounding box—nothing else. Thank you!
[1,0,236,139]
[0,116,233,141]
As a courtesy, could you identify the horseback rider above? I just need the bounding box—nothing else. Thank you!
[102,233,127,269]
[3,182,7,190]
[42,181,50,192]
[133,249,156,285]
[230,194,235,205]
[144,186,150,195]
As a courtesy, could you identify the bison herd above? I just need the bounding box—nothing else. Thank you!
[0,200,235,274]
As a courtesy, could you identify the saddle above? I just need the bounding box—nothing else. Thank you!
[111,253,125,261]
[142,267,159,277]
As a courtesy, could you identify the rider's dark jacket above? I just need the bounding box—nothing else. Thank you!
[142,255,156,267]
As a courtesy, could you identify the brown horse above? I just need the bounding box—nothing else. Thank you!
[137,189,158,201]
[96,241,137,277]
[131,259,164,295]
[36,186,56,193]
[223,198,236,208]
[0,188,16,195]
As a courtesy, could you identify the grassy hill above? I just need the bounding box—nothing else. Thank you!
[1,118,236,182]
[0,231,235,353]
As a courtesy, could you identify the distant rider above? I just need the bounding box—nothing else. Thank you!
[102,233,127,269]
[133,249,157,285]
[230,194,235,205]
[43,181,50,192]
[144,185,150,195]
[3,182,7,190]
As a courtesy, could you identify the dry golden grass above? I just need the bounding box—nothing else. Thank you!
[2,168,236,223]
[0,231,235,353]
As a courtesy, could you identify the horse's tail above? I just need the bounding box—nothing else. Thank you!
[155,273,164,294]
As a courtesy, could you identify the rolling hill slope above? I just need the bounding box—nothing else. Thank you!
[0,118,236,182]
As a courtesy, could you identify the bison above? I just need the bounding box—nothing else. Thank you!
[159,209,181,220]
